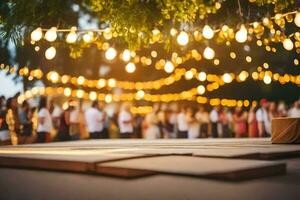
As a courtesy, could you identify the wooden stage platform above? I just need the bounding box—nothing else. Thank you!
[0,138,299,199]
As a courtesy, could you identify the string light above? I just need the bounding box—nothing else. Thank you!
[164,61,174,73]
[45,27,57,42]
[31,28,43,41]
[122,49,131,62]
[282,38,294,51]
[105,47,117,60]
[66,28,77,43]
[177,31,189,46]
[263,74,272,84]
[203,46,215,60]
[197,85,206,95]
[198,72,207,81]
[83,31,93,43]
[125,62,136,73]
[235,24,248,43]
[45,47,56,60]
[295,12,300,27]
[202,25,214,39]
[223,73,233,83]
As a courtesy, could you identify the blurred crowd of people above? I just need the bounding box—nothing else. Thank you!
[0,94,300,145]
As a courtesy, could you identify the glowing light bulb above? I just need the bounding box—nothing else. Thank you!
[64,88,72,97]
[202,25,214,39]
[45,27,57,42]
[177,31,189,46]
[239,71,248,81]
[76,90,84,98]
[170,28,178,36]
[105,94,112,103]
[203,47,215,60]
[48,71,59,83]
[31,28,43,41]
[164,61,174,73]
[97,79,106,88]
[136,90,145,99]
[89,91,97,101]
[125,62,136,73]
[223,73,232,83]
[185,70,194,80]
[294,12,300,27]
[105,47,117,60]
[66,31,77,43]
[282,38,294,51]
[198,72,207,81]
[197,85,206,95]
[263,75,272,84]
[45,47,56,60]
[235,24,247,43]
[122,49,131,62]
[83,32,93,43]
[108,78,116,87]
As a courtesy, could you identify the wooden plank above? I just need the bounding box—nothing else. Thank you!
[98,155,286,181]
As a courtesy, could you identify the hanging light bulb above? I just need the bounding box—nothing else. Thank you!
[31,28,43,41]
[235,24,248,43]
[83,31,93,43]
[223,73,232,83]
[185,70,194,80]
[294,12,300,27]
[48,71,59,83]
[45,27,57,42]
[177,31,189,46]
[64,88,72,97]
[122,49,131,62]
[45,47,56,60]
[263,75,272,84]
[66,28,77,43]
[105,47,117,60]
[197,85,206,95]
[282,38,294,51]
[136,90,145,99]
[203,47,215,60]
[125,62,136,73]
[170,28,178,36]
[164,61,174,73]
[202,25,214,39]
[89,91,97,101]
[198,72,207,81]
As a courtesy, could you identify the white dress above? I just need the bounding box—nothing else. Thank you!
[144,113,160,139]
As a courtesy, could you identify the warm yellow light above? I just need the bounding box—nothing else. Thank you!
[170,28,178,36]
[48,71,59,83]
[230,52,236,59]
[76,90,84,98]
[31,28,43,41]
[64,87,72,97]
[294,59,299,66]
[223,73,232,83]
[105,94,112,103]
[203,46,215,60]
[198,72,207,81]
[202,25,214,39]
[185,70,194,80]
[83,32,93,43]
[282,38,294,51]
[45,47,56,60]
[263,75,272,84]
[136,90,145,99]
[177,31,189,46]
[108,78,116,87]
[89,91,97,101]
[151,51,158,58]
[197,85,206,95]
[213,59,220,65]
[239,71,248,81]
[125,62,136,73]
[97,79,106,88]
[235,24,247,43]
[77,76,85,85]
[246,56,252,63]
[66,31,77,43]
[122,49,131,62]
[105,47,117,60]
[295,12,300,27]
[45,27,57,42]
[164,61,174,73]
[263,63,269,69]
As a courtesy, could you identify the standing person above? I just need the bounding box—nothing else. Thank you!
[85,100,105,139]
[277,101,287,117]
[248,105,259,137]
[143,104,160,139]
[165,103,178,138]
[233,107,248,138]
[19,101,34,144]
[56,101,72,141]
[210,106,220,138]
[0,96,10,145]
[256,99,271,137]
[69,101,81,140]
[49,98,62,130]
[219,107,231,138]
[36,96,53,143]
[186,107,200,139]
[268,102,279,121]
[118,103,134,138]
[176,105,188,138]
[195,106,210,138]
[6,97,21,145]
[288,100,300,118]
